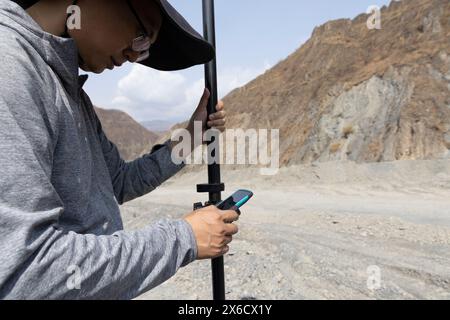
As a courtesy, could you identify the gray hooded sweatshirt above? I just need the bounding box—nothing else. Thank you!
[0,0,197,299]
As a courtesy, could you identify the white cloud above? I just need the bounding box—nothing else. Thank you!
[109,61,272,123]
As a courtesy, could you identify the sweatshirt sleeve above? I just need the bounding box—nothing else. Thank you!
[0,52,197,300]
[82,91,186,205]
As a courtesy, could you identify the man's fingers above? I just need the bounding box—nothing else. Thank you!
[216,100,224,111]
[220,210,239,223]
[224,223,239,236]
[221,235,232,246]
[221,245,230,254]
[207,119,226,127]
[209,110,226,120]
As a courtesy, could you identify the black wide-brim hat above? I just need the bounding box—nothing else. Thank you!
[147,0,215,71]
[13,0,215,71]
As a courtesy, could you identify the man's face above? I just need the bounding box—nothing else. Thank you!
[70,0,163,74]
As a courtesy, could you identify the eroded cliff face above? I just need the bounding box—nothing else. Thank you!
[221,0,450,166]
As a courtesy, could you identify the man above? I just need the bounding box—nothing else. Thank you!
[0,0,239,299]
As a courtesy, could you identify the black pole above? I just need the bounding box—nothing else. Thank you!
[200,0,226,301]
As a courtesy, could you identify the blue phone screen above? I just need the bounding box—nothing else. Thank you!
[217,190,253,210]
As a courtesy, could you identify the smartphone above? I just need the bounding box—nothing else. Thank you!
[216,189,253,213]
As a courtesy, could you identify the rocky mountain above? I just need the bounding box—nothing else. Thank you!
[94,107,160,161]
[219,0,450,167]
[102,0,450,169]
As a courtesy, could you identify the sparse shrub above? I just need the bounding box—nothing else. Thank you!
[434,122,450,133]
[330,142,342,153]
[368,141,381,155]
[342,125,354,139]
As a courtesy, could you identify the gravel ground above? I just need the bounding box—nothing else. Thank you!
[119,160,450,300]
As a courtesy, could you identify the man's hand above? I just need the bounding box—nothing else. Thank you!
[186,88,226,150]
[183,205,239,259]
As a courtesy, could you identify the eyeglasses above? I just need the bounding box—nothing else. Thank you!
[126,0,151,62]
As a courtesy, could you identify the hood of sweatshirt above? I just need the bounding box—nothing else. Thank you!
[0,0,87,99]
[0,0,195,300]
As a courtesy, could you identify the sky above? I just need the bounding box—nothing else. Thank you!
[83,0,392,124]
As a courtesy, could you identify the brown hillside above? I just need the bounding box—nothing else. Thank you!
[220,0,450,166]
[94,107,159,161]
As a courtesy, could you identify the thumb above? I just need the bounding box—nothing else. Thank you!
[198,88,210,110]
